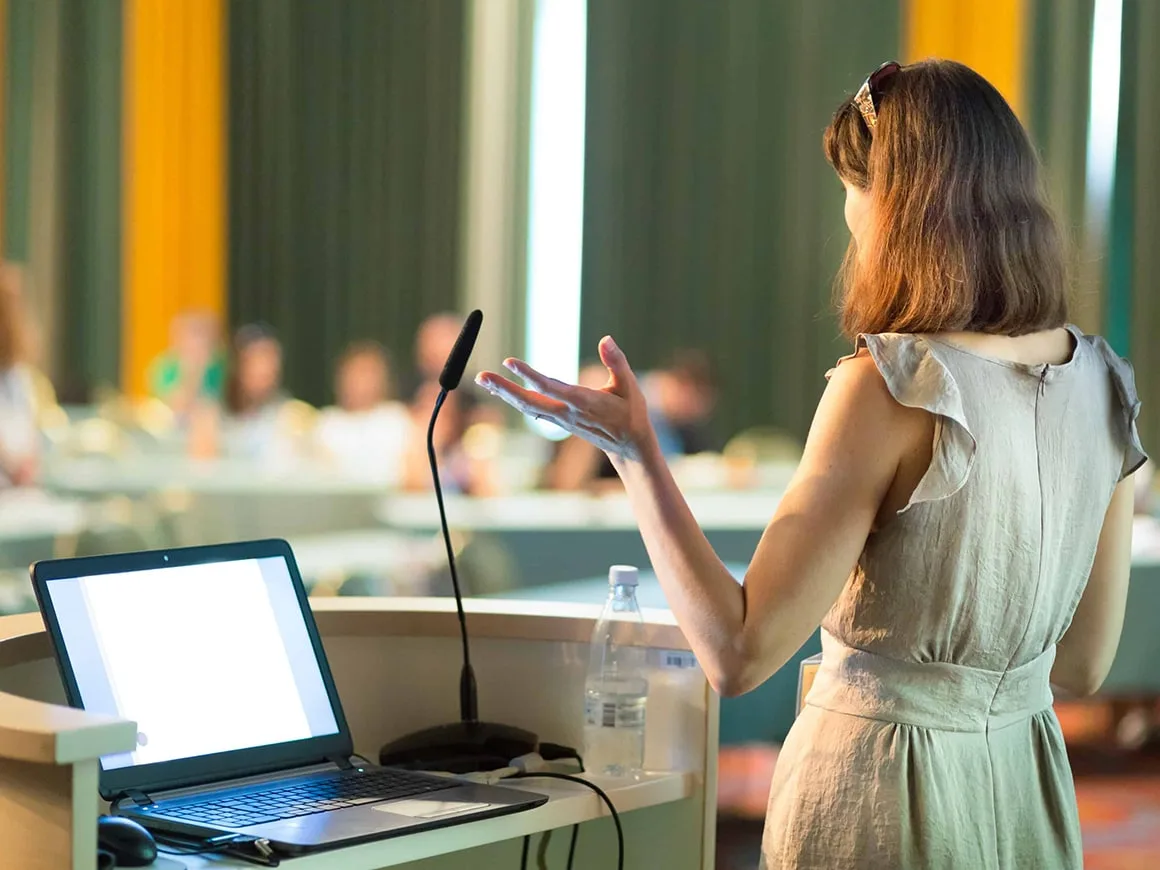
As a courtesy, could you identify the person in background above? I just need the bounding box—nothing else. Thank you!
[411,312,464,393]
[400,380,476,493]
[650,349,722,455]
[0,265,38,488]
[542,363,620,492]
[409,311,503,427]
[314,342,411,484]
[219,324,293,459]
[148,310,225,415]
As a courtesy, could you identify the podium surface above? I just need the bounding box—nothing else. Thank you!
[0,598,717,869]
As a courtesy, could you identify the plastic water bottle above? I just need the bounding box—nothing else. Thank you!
[584,565,649,778]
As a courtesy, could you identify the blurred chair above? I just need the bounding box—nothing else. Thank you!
[278,399,320,439]
[0,568,36,616]
[131,398,178,442]
[26,367,69,435]
[59,496,178,559]
[724,427,803,464]
[311,569,355,597]
[463,422,504,462]
[57,417,132,458]
[456,531,522,597]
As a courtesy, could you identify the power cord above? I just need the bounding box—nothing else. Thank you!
[153,834,280,867]
[108,798,279,867]
[513,773,623,870]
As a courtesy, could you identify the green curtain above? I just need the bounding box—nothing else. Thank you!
[579,0,900,442]
[3,0,34,262]
[1025,0,1094,328]
[228,0,466,406]
[56,0,122,396]
[3,0,121,397]
[1115,0,1159,452]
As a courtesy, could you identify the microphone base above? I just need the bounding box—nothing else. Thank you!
[378,721,539,774]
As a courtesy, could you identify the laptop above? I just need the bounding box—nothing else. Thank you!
[32,538,547,855]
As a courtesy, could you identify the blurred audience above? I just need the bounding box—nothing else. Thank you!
[314,342,411,484]
[650,349,722,455]
[542,363,621,492]
[148,310,225,415]
[409,311,503,427]
[219,324,294,460]
[411,312,464,395]
[401,381,467,492]
[21,308,741,494]
[0,264,39,488]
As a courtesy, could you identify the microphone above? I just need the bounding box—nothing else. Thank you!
[438,309,483,392]
[379,310,538,772]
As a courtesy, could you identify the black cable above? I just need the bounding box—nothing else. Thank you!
[520,834,530,869]
[107,801,277,867]
[567,824,580,870]
[512,773,623,870]
[154,834,279,867]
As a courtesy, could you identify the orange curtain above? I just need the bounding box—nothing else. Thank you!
[904,0,1028,120]
[122,0,225,397]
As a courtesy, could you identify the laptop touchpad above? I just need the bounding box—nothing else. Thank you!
[376,800,492,819]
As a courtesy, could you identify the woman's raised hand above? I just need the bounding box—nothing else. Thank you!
[475,336,655,462]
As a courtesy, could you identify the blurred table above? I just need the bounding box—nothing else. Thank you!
[42,455,390,496]
[378,491,782,587]
[0,490,86,569]
[43,455,391,543]
[288,529,444,595]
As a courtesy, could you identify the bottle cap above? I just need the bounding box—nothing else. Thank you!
[608,565,639,587]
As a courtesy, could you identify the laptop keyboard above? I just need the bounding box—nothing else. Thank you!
[152,768,456,830]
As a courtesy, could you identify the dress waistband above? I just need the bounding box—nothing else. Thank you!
[805,630,1055,732]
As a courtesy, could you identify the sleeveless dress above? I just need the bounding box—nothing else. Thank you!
[761,325,1147,869]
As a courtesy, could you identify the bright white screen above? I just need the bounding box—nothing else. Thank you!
[48,556,339,770]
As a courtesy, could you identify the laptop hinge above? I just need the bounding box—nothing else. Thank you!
[122,789,155,808]
[329,754,355,771]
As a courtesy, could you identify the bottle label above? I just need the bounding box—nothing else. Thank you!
[658,650,697,670]
[585,696,646,729]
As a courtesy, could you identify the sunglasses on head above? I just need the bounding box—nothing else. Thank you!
[853,61,901,132]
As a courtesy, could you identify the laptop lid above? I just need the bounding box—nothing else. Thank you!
[32,539,353,801]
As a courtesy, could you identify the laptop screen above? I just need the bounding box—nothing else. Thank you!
[46,555,340,771]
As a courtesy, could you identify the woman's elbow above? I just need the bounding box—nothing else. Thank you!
[1052,663,1108,699]
[705,651,777,698]
[708,670,750,699]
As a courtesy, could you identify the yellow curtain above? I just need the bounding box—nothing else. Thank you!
[122,0,225,397]
[905,0,1027,120]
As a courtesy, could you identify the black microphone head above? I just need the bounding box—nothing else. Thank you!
[438,309,483,391]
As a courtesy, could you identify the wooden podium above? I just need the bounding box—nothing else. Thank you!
[0,599,718,869]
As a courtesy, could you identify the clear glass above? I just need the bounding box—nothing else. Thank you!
[583,582,648,778]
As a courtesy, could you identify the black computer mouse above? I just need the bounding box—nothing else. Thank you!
[97,815,157,867]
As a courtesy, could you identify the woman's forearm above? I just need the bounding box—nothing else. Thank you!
[612,440,749,694]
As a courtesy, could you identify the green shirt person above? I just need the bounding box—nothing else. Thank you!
[149,353,225,402]
[148,311,225,412]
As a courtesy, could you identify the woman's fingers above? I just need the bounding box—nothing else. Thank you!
[598,336,635,389]
[502,358,594,410]
[476,371,621,441]
[475,372,569,420]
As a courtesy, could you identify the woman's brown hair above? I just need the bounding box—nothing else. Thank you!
[823,59,1069,339]
[0,264,28,370]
